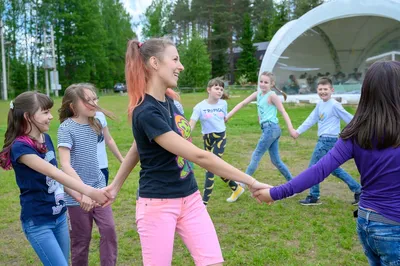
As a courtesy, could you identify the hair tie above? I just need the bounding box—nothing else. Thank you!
[138,42,144,48]
[9,100,14,110]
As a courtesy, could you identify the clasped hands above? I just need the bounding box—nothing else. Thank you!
[248,180,275,205]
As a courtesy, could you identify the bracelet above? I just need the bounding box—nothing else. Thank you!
[248,178,257,189]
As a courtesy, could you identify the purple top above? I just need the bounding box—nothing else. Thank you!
[270,138,400,223]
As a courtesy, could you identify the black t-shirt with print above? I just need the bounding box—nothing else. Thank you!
[132,94,198,198]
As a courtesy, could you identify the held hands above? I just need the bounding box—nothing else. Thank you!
[289,128,299,139]
[101,183,119,207]
[81,187,114,211]
[252,188,274,204]
[80,194,95,212]
[247,179,274,204]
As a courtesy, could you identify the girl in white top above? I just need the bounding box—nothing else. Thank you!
[95,109,124,185]
[190,78,245,205]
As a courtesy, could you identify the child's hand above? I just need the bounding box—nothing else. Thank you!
[89,188,114,207]
[101,183,120,207]
[290,129,299,139]
[252,188,274,204]
[80,195,95,212]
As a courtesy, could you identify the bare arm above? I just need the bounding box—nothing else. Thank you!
[58,147,82,181]
[103,127,124,163]
[225,91,257,121]
[18,154,111,205]
[109,141,139,191]
[271,93,295,131]
[103,141,140,207]
[189,119,197,132]
[58,146,94,211]
[154,131,266,188]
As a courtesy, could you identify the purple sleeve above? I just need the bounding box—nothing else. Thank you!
[270,138,355,200]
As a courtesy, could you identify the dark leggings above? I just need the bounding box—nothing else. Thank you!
[202,131,238,205]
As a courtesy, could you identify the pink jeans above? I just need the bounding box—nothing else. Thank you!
[136,190,224,266]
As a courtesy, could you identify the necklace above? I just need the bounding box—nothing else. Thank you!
[156,97,172,118]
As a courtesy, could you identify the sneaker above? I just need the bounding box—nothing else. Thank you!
[237,182,246,188]
[352,192,361,205]
[299,195,322,206]
[227,185,245,203]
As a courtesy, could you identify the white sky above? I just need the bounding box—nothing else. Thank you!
[121,0,153,40]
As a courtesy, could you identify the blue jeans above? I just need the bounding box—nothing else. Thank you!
[246,122,292,181]
[357,208,400,265]
[309,136,361,198]
[22,212,70,266]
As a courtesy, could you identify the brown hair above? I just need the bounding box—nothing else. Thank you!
[341,61,400,149]
[317,77,333,87]
[125,38,179,116]
[260,71,287,101]
[207,77,229,99]
[0,92,53,169]
[58,83,103,134]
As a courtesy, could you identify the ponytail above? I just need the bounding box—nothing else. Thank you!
[125,40,148,116]
[273,86,287,101]
[125,38,176,116]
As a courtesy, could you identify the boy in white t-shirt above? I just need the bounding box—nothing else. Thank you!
[189,78,245,205]
[95,109,124,185]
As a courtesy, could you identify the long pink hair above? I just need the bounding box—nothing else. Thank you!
[125,38,179,116]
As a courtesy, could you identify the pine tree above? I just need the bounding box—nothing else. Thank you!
[178,32,211,87]
[253,12,270,42]
[236,13,258,83]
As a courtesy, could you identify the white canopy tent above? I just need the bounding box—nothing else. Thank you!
[259,0,400,104]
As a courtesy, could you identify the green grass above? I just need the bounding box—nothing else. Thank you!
[0,93,367,265]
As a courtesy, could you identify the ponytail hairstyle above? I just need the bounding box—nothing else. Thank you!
[0,92,53,170]
[125,38,179,116]
[260,71,287,101]
[58,83,104,135]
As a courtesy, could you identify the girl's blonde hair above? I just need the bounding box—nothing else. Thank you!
[59,83,103,134]
[260,71,287,101]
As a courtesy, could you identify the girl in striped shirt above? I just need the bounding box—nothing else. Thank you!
[58,83,117,266]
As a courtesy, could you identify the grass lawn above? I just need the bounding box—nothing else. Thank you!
[0,92,367,265]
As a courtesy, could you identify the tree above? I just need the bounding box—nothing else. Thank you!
[210,10,229,78]
[142,0,172,38]
[269,0,289,38]
[253,12,270,42]
[178,33,211,88]
[170,0,191,45]
[292,0,324,19]
[236,13,258,83]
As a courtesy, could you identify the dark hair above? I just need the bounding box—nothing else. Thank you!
[260,71,287,101]
[125,38,179,115]
[0,92,53,169]
[59,83,102,134]
[317,77,333,87]
[341,61,400,149]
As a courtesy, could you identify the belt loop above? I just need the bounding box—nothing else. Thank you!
[365,211,370,225]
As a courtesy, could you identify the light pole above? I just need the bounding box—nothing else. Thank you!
[0,20,7,101]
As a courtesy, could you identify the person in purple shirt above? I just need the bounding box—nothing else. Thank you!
[252,61,400,265]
